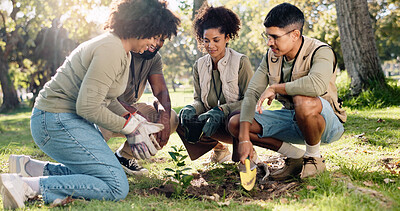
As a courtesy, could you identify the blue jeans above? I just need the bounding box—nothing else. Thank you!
[254,97,344,144]
[30,108,129,204]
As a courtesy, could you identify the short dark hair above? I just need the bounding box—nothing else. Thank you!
[263,3,304,34]
[193,3,241,44]
[104,0,180,40]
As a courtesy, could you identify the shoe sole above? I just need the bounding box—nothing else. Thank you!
[9,155,31,177]
[0,174,25,209]
[269,174,299,181]
[121,165,149,176]
[8,155,18,174]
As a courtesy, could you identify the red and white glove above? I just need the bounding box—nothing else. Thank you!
[121,113,164,159]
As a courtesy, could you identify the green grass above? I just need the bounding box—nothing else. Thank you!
[0,89,399,210]
[336,71,400,109]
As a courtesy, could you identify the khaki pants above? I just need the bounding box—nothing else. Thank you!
[176,110,240,162]
[100,102,178,159]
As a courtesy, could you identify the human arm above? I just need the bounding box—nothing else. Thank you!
[238,54,269,162]
[148,73,171,148]
[239,54,270,123]
[285,47,335,96]
[75,43,130,133]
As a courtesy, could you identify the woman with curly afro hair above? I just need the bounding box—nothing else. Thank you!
[0,0,180,209]
[177,3,258,165]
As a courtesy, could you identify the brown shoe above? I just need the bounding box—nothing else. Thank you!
[269,157,303,180]
[203,147,231,165]
[300,156,326,179]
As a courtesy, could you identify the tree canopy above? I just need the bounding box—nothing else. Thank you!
[0,0,399,111]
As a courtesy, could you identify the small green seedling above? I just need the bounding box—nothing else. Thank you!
[164,145,194,197]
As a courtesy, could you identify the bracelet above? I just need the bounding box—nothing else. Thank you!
[239,140,251,144]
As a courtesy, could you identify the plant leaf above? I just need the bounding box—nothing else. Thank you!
[168,152,177,160]
[164,168,175,172]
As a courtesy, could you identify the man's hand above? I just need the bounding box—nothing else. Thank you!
[238,140,254,164]
[197,107,224,137]
[179,105,196,126]
[256,86,276,114]
[238,121,253,164]
[156,109,170,148]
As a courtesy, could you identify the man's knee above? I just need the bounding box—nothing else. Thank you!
[227,114,240,137]
[170,110,179,134]
[293,95,322,120]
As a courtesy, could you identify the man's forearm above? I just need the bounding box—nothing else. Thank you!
[271,83,288,95]
[154,90,172,116]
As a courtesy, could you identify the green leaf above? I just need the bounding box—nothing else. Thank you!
[164,168,175,172]
[171,146,177,151]
[182,175,194,185]
[168,151,177,160]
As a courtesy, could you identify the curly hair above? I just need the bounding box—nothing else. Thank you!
[193,3,241,45]
[104,0,180,40]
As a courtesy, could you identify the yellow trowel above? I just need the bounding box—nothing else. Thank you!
[239,158,257,191]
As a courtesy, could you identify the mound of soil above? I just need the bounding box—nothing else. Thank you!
[145,156,301,201]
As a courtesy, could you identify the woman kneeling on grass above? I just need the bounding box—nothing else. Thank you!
[0,0,179,209]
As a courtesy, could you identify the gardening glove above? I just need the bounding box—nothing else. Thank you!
[197,106,224,137]
[179,105,196,127]
[122,113,164,159]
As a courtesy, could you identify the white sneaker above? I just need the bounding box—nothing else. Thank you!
[9,154,32,177]
[0,173,37,209]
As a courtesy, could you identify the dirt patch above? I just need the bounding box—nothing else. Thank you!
[140,156,301,201]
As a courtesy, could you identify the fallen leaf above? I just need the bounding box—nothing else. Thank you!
[217,201,230,206]
[377,118,385,123]
[363,181,374,187]
[306,185,316,190]
[354,133,365,138]
[384,178,394,184]
[212,193,220,201]
[280,198,289,204]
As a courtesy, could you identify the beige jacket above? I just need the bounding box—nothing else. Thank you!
[197,48,243,110]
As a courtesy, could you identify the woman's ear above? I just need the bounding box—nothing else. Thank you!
[225,35,230,46]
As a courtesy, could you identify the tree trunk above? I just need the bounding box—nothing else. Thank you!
[193,0,206,60]
[335,0,386,95]
[0,59,19,112]
[171,78,176,92]
[192,0,206,20]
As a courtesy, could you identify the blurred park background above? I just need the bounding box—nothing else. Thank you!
[0,0,399,112]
